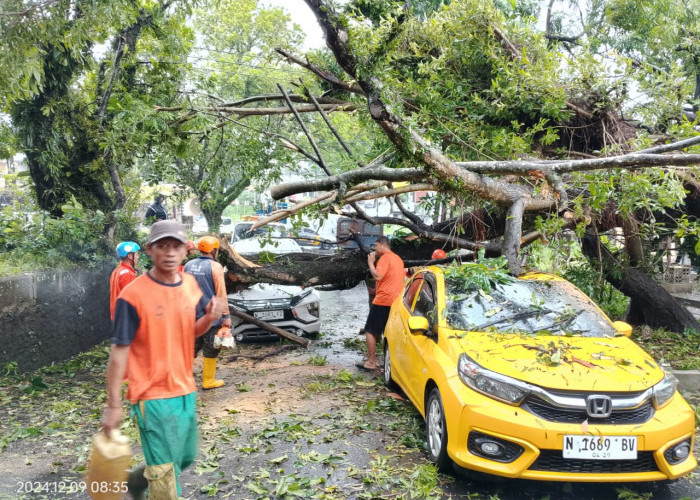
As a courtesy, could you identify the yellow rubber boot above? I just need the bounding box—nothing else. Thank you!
[202,357,224,390]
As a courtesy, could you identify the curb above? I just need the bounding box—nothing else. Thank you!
[671,369,700,392]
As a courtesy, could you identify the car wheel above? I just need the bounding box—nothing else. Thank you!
[383,342,397,389]
[426,388,451,471]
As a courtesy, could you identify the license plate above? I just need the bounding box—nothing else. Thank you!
[563,435,637,460]
[254,310,284,321]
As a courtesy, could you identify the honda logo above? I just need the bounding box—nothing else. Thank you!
[586,395,612,418]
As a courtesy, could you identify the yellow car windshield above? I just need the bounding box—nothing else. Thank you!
[445,279,616,337]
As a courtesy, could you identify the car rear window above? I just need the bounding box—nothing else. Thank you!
[445,278,616,337]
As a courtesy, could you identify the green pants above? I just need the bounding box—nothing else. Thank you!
[131,392,198,496]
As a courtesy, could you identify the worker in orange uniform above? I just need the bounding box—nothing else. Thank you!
[404,248,447,278]
[109,241,140,321]
[178,240,198,272]
[431,248,447,260]
[184,236,232,389]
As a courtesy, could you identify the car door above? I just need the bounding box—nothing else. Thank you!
[390,276,423,398]
[402,273,438,407]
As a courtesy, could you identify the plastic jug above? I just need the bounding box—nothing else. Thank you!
[85,429,132,500]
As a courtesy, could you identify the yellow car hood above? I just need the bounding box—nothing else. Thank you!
[456,332,665,392]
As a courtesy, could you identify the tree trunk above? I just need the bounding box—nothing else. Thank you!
[581,229,698,333]
[220,243,369,291]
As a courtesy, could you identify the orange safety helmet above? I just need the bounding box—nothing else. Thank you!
[186,240,196,251]
[431,249,447,260]
[197,236,220,253]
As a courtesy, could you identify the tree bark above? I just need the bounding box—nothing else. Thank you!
[581,229,698,333]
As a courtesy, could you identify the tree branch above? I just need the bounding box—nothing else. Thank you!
[277,83,331,175]
[275,48,365,95]
[270,165,426,200]
[155,103,356,117]
[304,82,364,167]
[503,197,525,273]
[454,152,700,174]
[344,183,435,204]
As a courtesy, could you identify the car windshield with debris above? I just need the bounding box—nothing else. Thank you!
[445,277,616,337]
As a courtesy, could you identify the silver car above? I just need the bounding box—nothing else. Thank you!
[227,283,321,341]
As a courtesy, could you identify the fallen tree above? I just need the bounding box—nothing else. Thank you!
[172,0,700,333]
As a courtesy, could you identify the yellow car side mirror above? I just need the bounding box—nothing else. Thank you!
[407,316,430,335]
[612,320,633,337]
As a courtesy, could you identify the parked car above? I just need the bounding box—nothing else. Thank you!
[231,236,302,255]
[192,216,234,236]
[230,222,302,255]
[382,264,697,482]
[227,284,321,341]
[231,222,288,241]
[294,227,322,247]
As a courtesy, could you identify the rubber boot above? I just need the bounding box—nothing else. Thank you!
[126,463,148,500]
[202,357,224,389]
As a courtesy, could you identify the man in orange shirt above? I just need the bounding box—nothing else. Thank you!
[359,236,404,370]
[102,220,223,498]
[109,241,140,321]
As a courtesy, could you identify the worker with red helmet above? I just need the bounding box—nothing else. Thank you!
[184,236,232,389]
[404,248,448,278]
[431,248,447,260]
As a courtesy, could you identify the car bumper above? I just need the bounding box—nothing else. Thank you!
[443,378,697,482]
[232,318,321,341]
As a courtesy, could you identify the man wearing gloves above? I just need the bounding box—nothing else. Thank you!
[184,235,232,389]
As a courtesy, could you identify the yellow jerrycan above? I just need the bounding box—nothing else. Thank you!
[85,429,132,500]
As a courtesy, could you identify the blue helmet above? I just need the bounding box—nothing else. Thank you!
[116,241,140,258]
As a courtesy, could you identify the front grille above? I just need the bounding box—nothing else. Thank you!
[529,450,658,473]
[229,297,292,310]
[523,397,654,424]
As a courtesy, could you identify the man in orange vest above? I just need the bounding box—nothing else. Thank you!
[109,241,140,321]
[359,236,404,371]
[102,221,223,497]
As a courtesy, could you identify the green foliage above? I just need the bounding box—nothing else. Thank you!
[579,168,687,220]
[443,253,515,293]
[144,0,320,231]
[632,327,700,370]
[344,0,569,162]
[0,342,111,454]
[525,238,630,320]
[0,121,17,160]
[561,263,629,321]
[307,355,327,366]
[0,192,111,272]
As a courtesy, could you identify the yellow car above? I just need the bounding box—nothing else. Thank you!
[382,264,697,482]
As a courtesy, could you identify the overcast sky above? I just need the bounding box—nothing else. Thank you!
[261,0,326,50]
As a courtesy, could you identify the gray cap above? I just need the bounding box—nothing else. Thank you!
[148,220,188,244]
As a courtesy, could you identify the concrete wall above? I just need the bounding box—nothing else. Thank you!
[0,262,112,372]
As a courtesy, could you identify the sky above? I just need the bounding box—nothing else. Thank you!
[261,0,326,50]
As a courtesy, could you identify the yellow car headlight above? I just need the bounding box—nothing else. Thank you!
[458,354,530,405]
[651,373,678,409]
